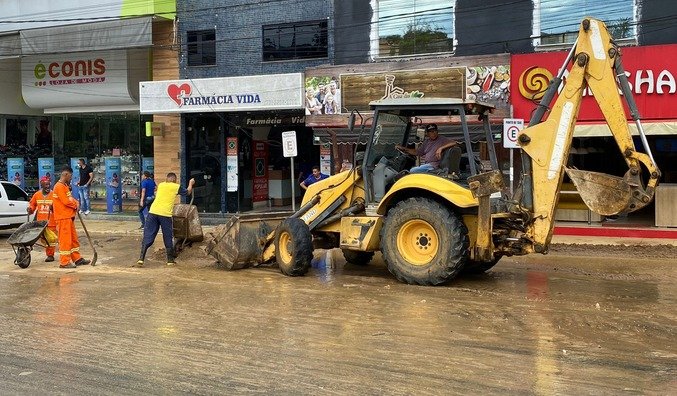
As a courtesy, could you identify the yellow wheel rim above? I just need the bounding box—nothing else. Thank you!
[396,219,439,266]
[278,231,293,264]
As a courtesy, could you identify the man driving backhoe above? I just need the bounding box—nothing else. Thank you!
[395,124,459,173]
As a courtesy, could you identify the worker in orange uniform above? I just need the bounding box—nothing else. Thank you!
[52,166,91,269]
[27,176,57,262]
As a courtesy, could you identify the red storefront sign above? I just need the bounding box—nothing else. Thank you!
[511,44,677,123]
[252,140,269,202]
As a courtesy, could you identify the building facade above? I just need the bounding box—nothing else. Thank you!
[143,0,334,213]
[0,1,177,212]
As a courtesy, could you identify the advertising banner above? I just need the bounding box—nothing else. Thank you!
[38,158,55,186]
[140,73,304,114]
[141,157,154,176]
[70,158,80,191]
[511,44,677,122]
[252,141,269,202]
[7,158,24,190]
[105,157,122,213]
[226,137,238,192]
[22,50,135,109]
[320,144,332,175]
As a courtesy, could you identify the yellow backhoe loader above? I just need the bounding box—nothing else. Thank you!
[207,18,660,285]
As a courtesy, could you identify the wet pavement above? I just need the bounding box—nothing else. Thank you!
[0,230,675,394]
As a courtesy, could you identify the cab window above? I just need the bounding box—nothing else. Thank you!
[2,182,28,201]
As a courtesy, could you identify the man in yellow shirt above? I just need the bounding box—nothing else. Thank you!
[136,172,194,267]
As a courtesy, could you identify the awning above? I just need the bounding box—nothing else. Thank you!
[20,17,152,55]
[0,33,20,59]
[574,122,677,137]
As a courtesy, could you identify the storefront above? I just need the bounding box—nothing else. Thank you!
[0,8,175,210]
[140,73,313,213]
[511,44,677,226]
[304,54,512,174]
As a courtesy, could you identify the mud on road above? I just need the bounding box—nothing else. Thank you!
[0,232,675,394]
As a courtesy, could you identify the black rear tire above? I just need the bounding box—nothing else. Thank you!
[16,247,31,269]
[275,218,313,277]
[342,249,374,266]
[462,256,502,275]
[380,197,469,285]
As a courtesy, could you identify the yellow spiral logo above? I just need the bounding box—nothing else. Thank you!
[518,66,553,101]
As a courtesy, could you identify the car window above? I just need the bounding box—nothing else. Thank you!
[2,182,28,201]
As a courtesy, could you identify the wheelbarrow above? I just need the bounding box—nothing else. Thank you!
[7,216,57,269]
[172,192,203,254]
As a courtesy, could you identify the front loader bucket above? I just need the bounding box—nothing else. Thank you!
[565,168,638,216]
[206,212,291,270]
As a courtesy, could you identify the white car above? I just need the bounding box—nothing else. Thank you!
[0,181,30,229]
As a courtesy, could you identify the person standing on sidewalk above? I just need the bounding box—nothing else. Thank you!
[136,173,194,267]
[138,171,156,229]
[77,158,93,215]
[27,176,57,262]
[53,166,91,269]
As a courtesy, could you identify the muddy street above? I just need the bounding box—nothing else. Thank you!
[0,232,675,394]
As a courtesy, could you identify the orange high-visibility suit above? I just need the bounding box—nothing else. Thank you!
[52,181,82,266]
[28,190,56,257]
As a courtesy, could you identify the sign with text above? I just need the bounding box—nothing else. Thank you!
[252,141,269,202]
[340,67,465,112]
[7,158,24,190]
[140,73,304,113]
[105,157,122,213]
[282,131,298,158]
[22,50,135,109]
[226,137,238,192]
[38,158,55,187]
[512,44,677,122]
[503,119,524,149]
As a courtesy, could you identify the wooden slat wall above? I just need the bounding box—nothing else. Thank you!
[152,20,180,178]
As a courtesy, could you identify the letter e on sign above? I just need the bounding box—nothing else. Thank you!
[503,118,524,149]
[282,130,298,157]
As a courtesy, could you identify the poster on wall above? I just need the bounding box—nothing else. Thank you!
[226,137,238,192]
[304,76,342,115]
[7,158,25,190]
[466,65,511,118]
[320,144,332,175]
[70,158,80,191]
[252,141,269,202]
[141,157,154,176]
[105,157,122,213]
[38,158,55,186]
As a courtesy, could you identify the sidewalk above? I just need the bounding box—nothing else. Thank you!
[77,213,677,246]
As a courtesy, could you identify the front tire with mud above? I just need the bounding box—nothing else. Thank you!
[380,197,469,285]
[342,249,374,266]
[275,218,313,277]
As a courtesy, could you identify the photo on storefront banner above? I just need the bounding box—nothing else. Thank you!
[466,65,510,113]
[304,76,341,115]
[38,158,55,187]
[7,158,25,190]
[105,157,122,213]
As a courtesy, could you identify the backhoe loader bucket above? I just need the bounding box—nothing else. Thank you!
[565,168,636,216]
[206,212,291,270]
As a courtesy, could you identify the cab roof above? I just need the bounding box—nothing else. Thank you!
[369,97,495,112]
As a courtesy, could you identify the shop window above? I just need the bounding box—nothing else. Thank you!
[187,29,216,66]
[373,0,455,58]
[534,0,636,47]
[262,20,328,61]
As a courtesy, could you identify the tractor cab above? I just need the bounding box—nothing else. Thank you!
[349,98,499,207]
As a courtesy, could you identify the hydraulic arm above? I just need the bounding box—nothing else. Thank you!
[516,18,660,251]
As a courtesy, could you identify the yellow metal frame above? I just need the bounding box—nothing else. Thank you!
[377,174,478,215]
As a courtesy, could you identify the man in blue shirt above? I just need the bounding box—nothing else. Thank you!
[300,166,328,191]
[138,171,156,229]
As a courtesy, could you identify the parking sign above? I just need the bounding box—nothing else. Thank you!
[503,119,524,149]
[282,131,297,157]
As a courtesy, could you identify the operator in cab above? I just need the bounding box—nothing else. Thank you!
[395,124,459,173]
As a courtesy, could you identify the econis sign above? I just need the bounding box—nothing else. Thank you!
[32,57,106,87]
[511,44,677,122]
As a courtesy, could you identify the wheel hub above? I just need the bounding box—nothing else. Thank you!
[397,219,439,266]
